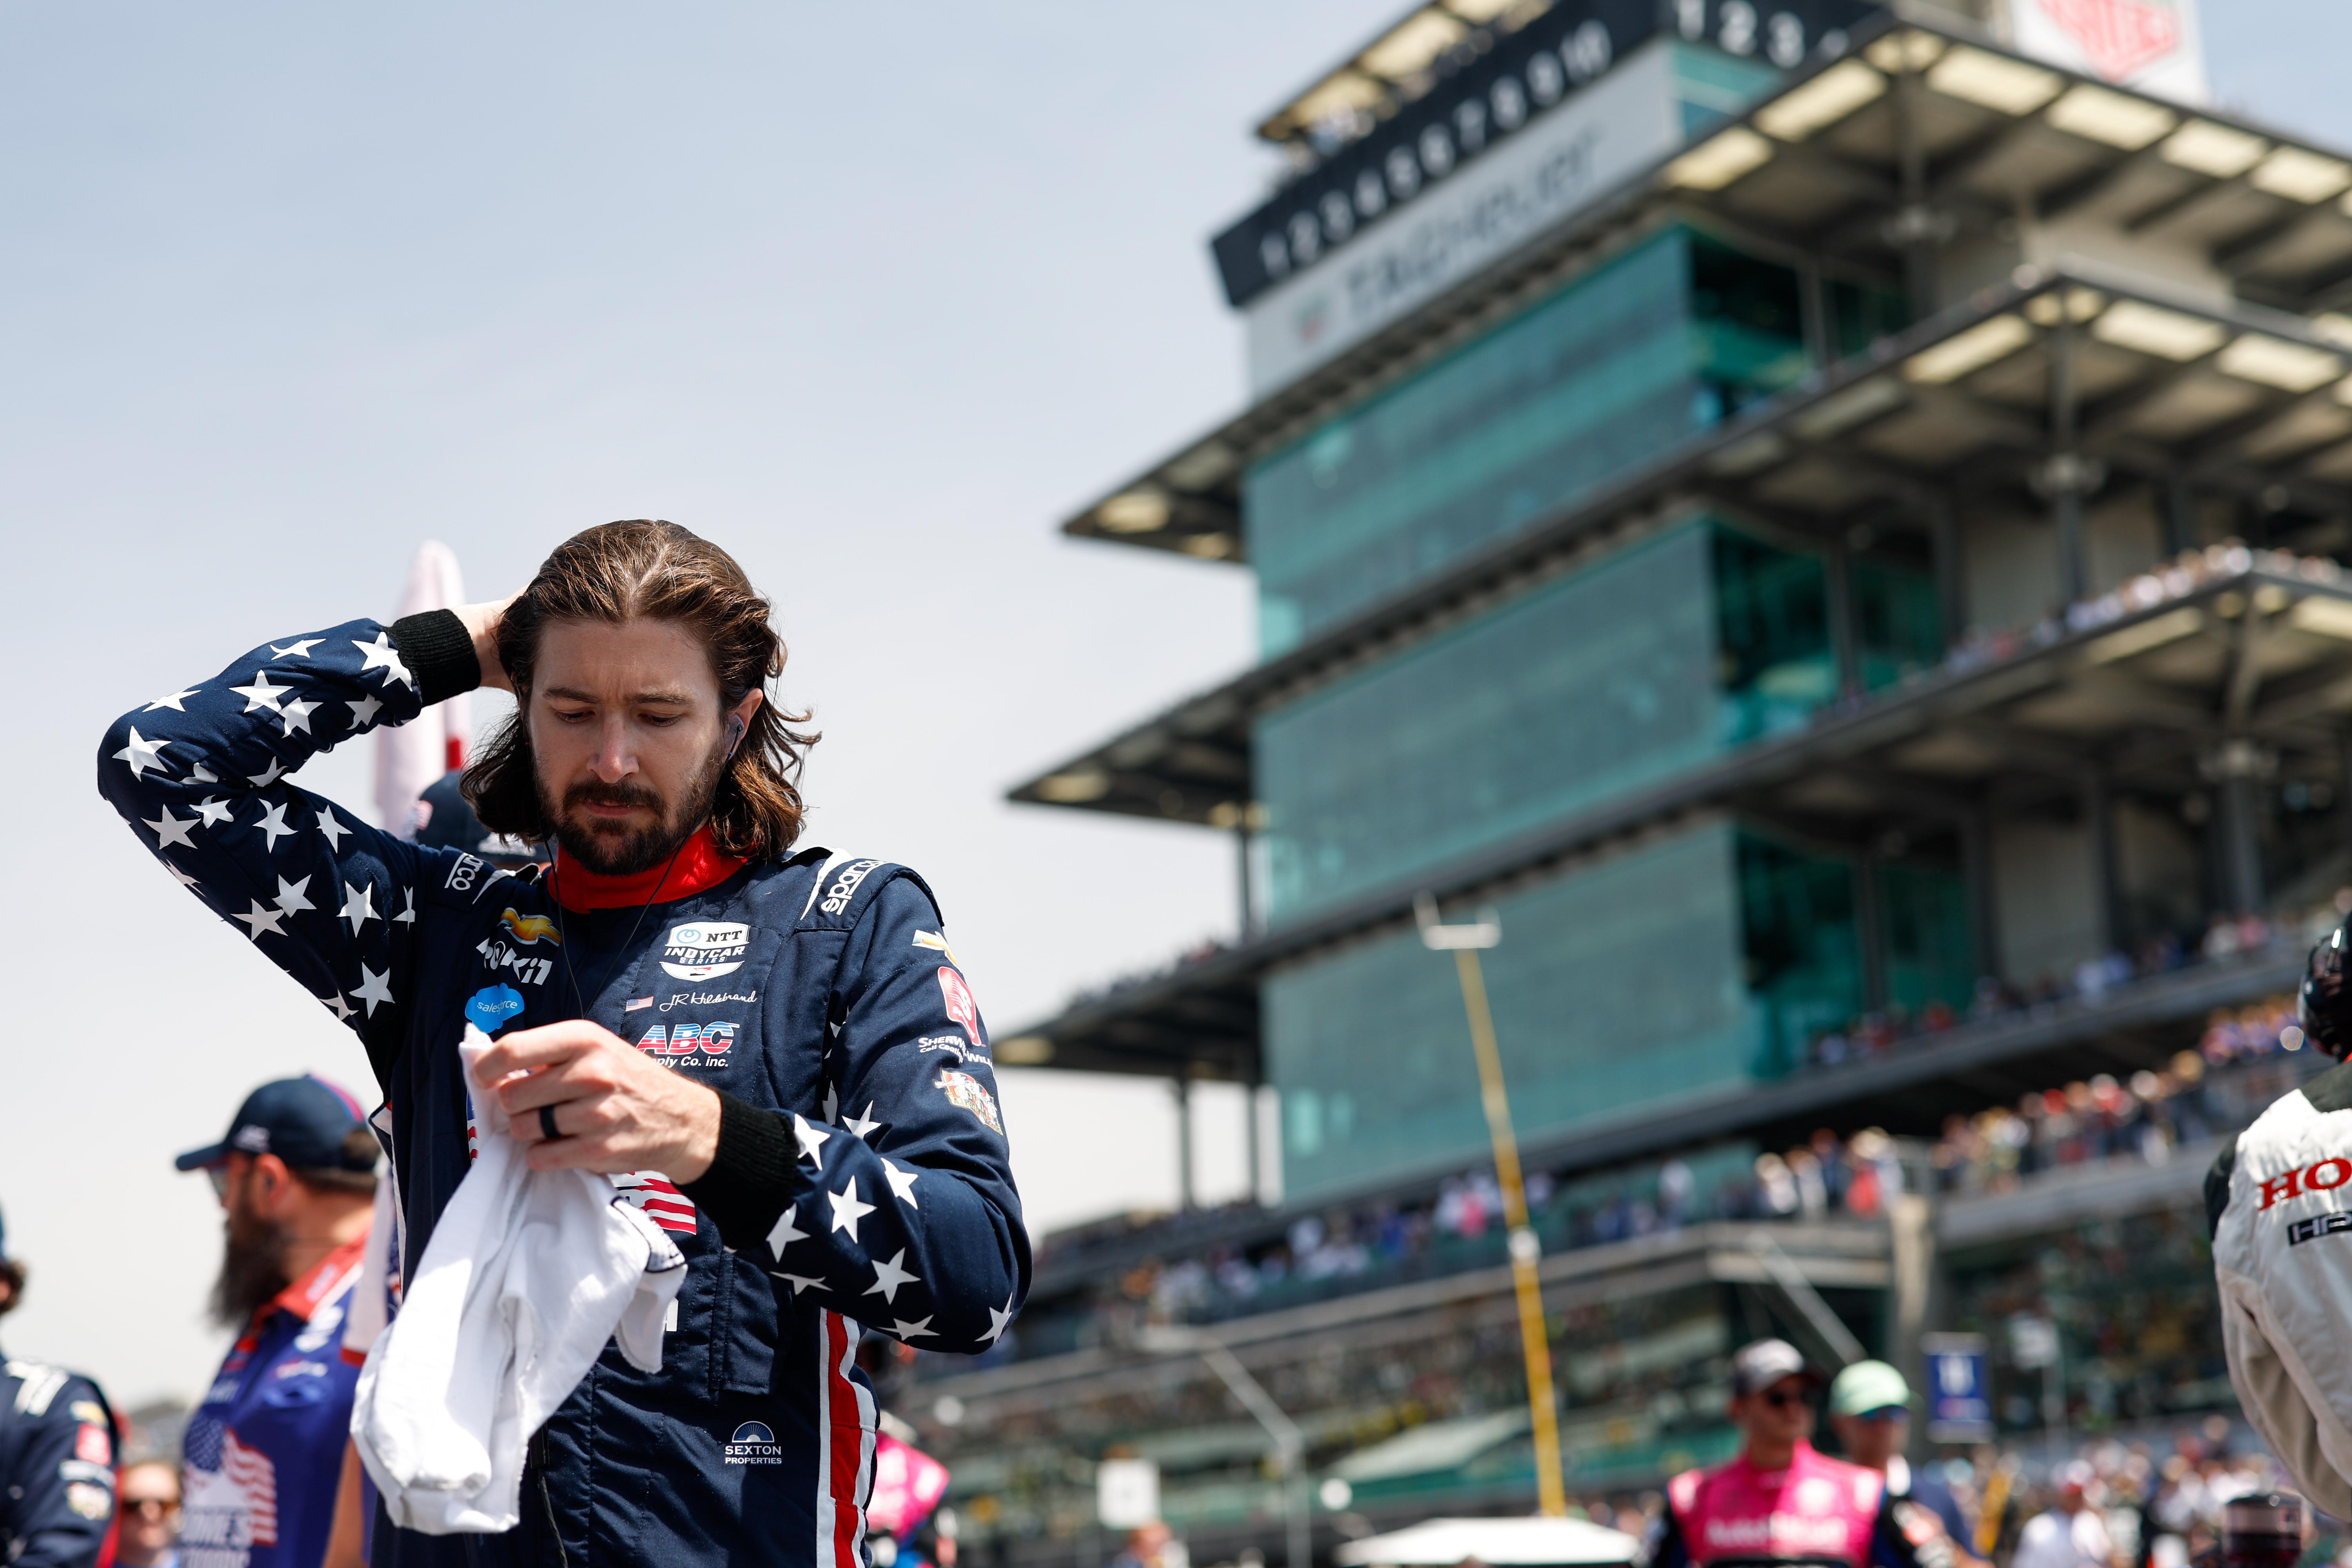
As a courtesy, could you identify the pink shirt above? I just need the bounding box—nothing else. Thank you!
[1667,1441,1887,1568]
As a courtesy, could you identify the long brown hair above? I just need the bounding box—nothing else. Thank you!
[464,520,817,859]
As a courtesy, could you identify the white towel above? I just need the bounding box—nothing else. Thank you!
[351,1027,688,1534]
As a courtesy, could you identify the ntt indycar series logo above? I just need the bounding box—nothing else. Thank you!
[724,1421,782,1465]
[661,921,750,982]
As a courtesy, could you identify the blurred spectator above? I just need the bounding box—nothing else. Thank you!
[2014,1463,2121,1568]
[1826,1361,1976,1561]
[116,1461,181,1568]
[1107,1522,1175,1568]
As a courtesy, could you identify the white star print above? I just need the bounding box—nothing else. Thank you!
[843,1103,881,1140]
[269,638,322,659]
[230,671,288,715]
[340,881,376,936]
[254,800,295,851]
[232,901,287,940]
[144,808,196,850]
[194,796,234,829]
[248,758,287,788]
[280,698,319,737]
[766,1206,809,1258]
[793,1114,830,1163]
[979,1294,1015,1345]
[866,1250,921,1304]
[346,693,384,729]
[316,809,350,851]
[163,862,200,888]
[353,632,414,690]
[827,1179,875,1243]
[113,728,169,779]
[889,1317,935,1341]
[353,965,395,1016]
[322,992,355,1022]
[394,886,416,925]
[191,763,218,783]
[144,688,200,712]
[273,875,315,914]
[881,1159,920,1209]
[771,1272,828,1296]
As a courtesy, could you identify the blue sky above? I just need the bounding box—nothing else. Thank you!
[0,1,2341,1406]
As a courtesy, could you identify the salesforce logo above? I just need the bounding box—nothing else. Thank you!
[724,1421,782,1466]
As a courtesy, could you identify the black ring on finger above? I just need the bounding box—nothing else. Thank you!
[539,1103,560,1142]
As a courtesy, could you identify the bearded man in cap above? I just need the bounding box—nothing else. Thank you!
[1647,1339,1936,1568]
[176,1076,379,1568]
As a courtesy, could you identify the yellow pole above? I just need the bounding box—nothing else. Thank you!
[1452,946,1569,1518]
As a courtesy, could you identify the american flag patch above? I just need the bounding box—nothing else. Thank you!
[224,1430,279,1546]
[612,1171,699,1235]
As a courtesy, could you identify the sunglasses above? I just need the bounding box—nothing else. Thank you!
[205,1165,233,1200]
[1759,1389,1810,1409]
[124,1498,180,1519]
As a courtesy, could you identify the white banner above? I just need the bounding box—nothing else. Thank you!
[2009,0,2207,106]
[1242,40,1683,397]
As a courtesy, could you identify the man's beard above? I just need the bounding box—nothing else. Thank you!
[539,746,726,876]
[209,1203,292,1330]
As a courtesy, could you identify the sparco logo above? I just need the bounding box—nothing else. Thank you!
[819,858,881,915]
[723,1421,782,1466]
[660,921,750,982]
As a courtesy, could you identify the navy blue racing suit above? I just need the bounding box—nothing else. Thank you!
[98,615,1029,1568]
[0,1350,117,1568]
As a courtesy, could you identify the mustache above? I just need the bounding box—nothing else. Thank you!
[563,779,665,815]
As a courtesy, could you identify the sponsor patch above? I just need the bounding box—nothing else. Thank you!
[818,858,881,916]
[935,1068,1003,1134]
[724,1420,783,1466]
[635,1022,738,1064]
[74,1424,111,1465]
[445,853,485,891]
[660,921,750,982]
[2289,1212,2352,1245]
[70,1400,107,1426]
[474,938,554,986]
[232,1125,271,1153]
[65,1481,111,1521]
[913,929,960,965]
[2259,1156,2352,1209]
[465,984,526,1033]
[937,966,986,1049]
[917,1034,984,1062]
[499,907,560,946]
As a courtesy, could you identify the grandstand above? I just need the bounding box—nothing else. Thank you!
[918,3,2352,1565]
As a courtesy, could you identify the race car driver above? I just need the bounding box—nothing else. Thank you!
[1646,1339,1940,1568]
[2209,918,2352,1516]
[0,1200,119,1568]
[97,519,1029,1568]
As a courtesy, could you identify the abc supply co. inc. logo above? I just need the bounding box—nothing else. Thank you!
[661,921,750,982]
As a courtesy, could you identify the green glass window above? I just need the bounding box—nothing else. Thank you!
[1880,854,1975,1016]
[1739,831,1863,1079]
[1852,553,1944,692]
[1256,519,1831,924]
[1267,821,1862,1203]
[1245,227,1813,657]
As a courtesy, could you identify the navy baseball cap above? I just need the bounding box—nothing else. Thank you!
[174,1076,373,1174]
[412,769,547,864]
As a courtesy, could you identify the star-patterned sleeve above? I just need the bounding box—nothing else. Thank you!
[681,876,1029,1354]
[95,615,464,1087]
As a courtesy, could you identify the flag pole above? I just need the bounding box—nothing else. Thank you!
[1415,895,1567,1517]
